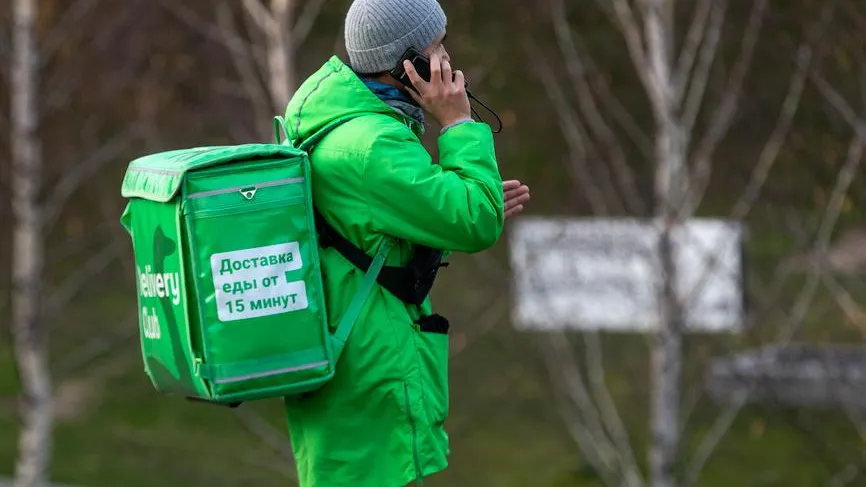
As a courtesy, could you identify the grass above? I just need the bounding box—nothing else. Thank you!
[1,222,865,487]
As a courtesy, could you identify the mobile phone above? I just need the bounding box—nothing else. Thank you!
[389,47,433,91]
[389,47,503,134]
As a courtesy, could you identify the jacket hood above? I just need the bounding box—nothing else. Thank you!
[284,56,421,146]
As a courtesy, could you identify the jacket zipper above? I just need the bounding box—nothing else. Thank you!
[403,383,423,483]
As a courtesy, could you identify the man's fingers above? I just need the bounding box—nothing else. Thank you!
[453,69,465,86]
[429,53,442,86]
[505,193,530,210]
[505,205,524,219]
[503,180,521,191]
[403,60,426,91]
[441,59,453,86]
[504,185,531,201]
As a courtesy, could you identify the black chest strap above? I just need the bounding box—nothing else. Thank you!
[314,209,447,306]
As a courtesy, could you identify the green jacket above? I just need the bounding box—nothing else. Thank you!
[282,56,504,487]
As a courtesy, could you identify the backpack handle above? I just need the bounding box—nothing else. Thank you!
[273,115,290,145]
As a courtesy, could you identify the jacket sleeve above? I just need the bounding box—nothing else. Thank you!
[363,120,505,253]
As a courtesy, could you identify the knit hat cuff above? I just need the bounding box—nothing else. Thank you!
[347,8,446,74]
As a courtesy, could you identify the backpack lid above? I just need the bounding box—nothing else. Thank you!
[120,144,306,203]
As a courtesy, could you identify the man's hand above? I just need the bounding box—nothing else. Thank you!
[503,180,530,219]
[403,53,472,127]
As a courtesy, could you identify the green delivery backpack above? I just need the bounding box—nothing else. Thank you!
[119,117,392,406]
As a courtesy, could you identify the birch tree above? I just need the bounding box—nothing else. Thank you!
[6,1,145,485]
[10,1,49,485]
[521,1,849,486]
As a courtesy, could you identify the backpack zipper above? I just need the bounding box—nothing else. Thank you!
[187,177,304,200]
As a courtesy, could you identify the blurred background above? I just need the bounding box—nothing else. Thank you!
[2,0,866,486]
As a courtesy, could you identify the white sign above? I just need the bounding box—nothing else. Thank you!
[508,217,744,333]
[210,242,309,321]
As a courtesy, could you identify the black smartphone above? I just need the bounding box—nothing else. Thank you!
[388,47,505,133]
[389,47,433,91]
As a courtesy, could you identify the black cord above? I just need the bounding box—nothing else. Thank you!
[467,89,503,134]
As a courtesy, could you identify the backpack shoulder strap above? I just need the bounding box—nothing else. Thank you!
[330,237,395,360]
[276,114,398,362]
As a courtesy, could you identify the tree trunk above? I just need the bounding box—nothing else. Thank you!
[10,0,52,486]
[268,0,296,112]
[650,111,686,487]
[644,1,684,487]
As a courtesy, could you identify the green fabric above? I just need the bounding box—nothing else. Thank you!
[121,146,355,405]
[282,56,504,487]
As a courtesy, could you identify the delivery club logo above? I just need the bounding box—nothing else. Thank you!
[137,225,196,395]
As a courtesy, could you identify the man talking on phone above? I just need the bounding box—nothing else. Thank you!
[281,0,530,486]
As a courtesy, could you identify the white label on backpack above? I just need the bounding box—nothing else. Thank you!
[210,242,309,321]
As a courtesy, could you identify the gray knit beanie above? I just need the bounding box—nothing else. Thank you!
[344,0,447,74]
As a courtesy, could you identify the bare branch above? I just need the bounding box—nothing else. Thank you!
[54,314,138,378]
[47,220,117,265]
[683,0,769,215]
[820,272,866,333]
[217,0,272,137]
[666,11,847,479]
[42,6,140,117]
[43,241,123,318]
[116,427,297,480]
[42,129,138,231]
[160,0,255,61]
[582,56,654,160]
[694,136,864,478]
[729,43,815,220]
[232,407,297,481]
[242,0,277,34]
[550,0,645,215]
[40,0,101,64]
[680,0,728,133]
[676,3,834,330]
[449,293,505,358]
[677,42,818,315]
[293,0,329,45]
[678,378,704,437]
[524,39,611,214]
[610,0,654,103]
[672,0,714,100]
[810,70,866,142]
[681,392,746,487]
[541,333,629,487]
[583,332,643,487]
[639,0,674,120]
[233,407,295,460]
[842,397,866,442]
[239,4,272,76]
[547,383,622,487]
